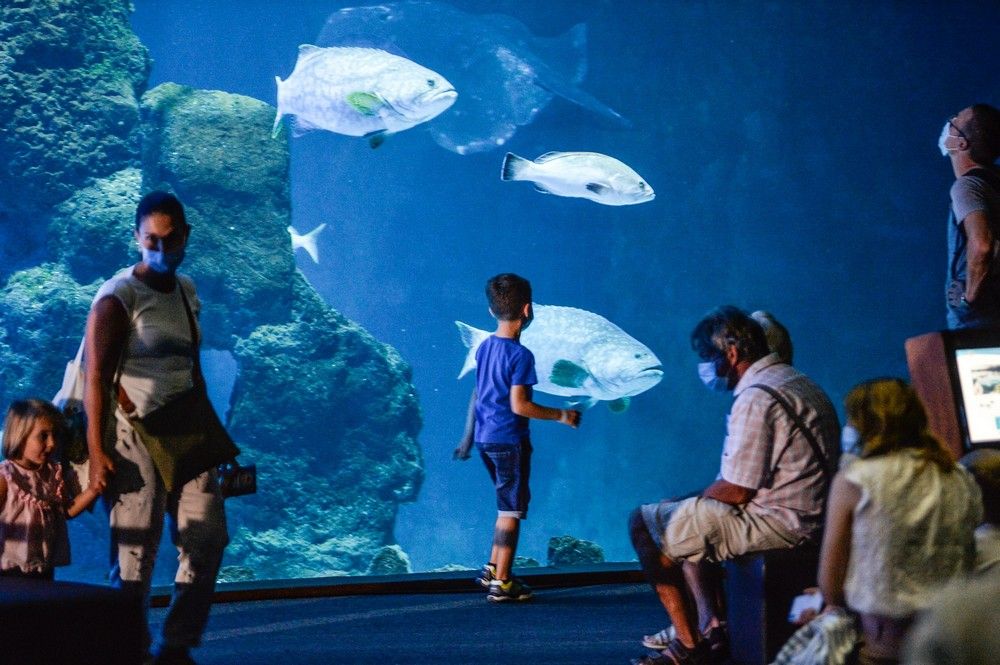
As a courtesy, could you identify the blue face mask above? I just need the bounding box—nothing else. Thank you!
[141,247,185,273]
[698,360,730,393]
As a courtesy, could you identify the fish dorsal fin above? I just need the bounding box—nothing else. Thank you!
[586,183,611,195]
[608,397,630,413]
[535,151,566,163]
[550,359,590,388]
[348,91,388,116]
[297,44,325,58]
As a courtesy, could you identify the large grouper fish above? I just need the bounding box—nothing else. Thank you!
[316,1,628,155]
[456,305,663,412]
[273,45,457,147]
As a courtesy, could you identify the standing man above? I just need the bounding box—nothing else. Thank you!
[943,103,1000,329]
[629,306,839,665]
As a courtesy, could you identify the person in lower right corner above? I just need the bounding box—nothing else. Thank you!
[818,378,982,665]
[453,273,581,602]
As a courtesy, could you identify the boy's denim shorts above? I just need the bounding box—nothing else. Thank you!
[476,438,532,519]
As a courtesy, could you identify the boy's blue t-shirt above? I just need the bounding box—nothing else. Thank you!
[474,335,537,444]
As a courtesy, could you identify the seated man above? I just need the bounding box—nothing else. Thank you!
[629,306,840,665]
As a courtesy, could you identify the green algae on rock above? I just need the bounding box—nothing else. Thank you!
[49,168,142,285]
[0,263,97,401]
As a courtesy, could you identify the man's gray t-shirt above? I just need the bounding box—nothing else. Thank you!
[947,168,1000,328]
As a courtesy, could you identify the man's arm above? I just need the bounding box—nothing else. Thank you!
[510,385,580,427]
[702,478,755,506]
[963,210,995,303]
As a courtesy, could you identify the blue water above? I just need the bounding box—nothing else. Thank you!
[112,0,999,572]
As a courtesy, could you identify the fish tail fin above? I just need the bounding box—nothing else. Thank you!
[455,321,489,379]
[299,223,327,263]
[272,76,285,138]
[500,153,530,181]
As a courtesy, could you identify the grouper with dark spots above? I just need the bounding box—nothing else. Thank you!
[456,304,663,411]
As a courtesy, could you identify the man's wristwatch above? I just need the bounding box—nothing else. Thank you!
[961,295,971,307]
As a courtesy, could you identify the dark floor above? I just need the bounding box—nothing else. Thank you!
[152,583,664,664]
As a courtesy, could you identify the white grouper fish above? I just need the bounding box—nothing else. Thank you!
[456,305,663,411]
[273,45,457,147]
[501,151,654,206]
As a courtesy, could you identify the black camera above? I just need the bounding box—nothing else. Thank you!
[217,460,257,498]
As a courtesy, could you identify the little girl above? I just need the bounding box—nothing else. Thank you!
[0,398,105,579]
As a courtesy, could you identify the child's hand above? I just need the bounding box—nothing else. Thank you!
[453,437,473,461]
[559,409,582,428]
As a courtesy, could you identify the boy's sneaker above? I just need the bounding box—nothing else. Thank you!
[487,577,533,602]
[476,563,496,588]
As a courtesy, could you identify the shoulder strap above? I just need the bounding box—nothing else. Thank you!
[177,283,204,385]
[746,383,832,484]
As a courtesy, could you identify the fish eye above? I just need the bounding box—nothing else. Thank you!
[427,79,436,88]
[639,182,646,189]
[634,353,643,359]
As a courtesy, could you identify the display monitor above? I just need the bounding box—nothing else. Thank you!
[945,329,1000,450]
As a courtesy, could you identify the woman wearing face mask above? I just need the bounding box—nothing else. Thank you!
[816,378,981,665]
[83,191,228,665]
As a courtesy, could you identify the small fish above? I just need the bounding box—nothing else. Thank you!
[273,45,458,147]
[501,151,654,206]
[456,304,663,411]
[288,223,327,263]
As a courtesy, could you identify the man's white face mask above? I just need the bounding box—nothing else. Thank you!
[938,122,953,156]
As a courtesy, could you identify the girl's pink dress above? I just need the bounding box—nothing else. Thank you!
[0,460,70,574]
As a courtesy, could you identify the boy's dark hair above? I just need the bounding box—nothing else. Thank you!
[486,273,532,320]
[966,103,1000,164]
[135,190,188,230]
[690,305,769,363]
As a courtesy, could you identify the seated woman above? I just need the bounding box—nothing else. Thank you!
[819,378,981,665]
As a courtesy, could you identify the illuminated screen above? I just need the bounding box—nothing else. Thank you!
[954,348,1000,445]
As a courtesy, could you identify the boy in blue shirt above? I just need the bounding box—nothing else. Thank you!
[455,273,581,602]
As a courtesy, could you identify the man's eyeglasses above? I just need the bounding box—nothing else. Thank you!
[948,117,968,141]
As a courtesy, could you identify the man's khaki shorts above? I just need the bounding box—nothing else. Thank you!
[640,496,799,563]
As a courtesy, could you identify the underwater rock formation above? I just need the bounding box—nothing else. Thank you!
[546,535,605,567]
[223,275,423,578]
[0,0,149,279]
[49,168,142,285]
[367,545,412,576]
[0,4,426,584]
[0,264,96,401]
[514,556,541,568]
[140,83,297,348]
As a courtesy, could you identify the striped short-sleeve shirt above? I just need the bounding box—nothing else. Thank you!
[721,354,841,539]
